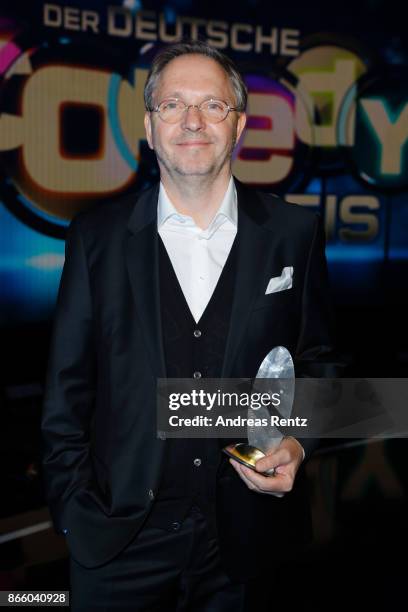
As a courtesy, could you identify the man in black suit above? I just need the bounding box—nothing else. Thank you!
[42,40,335,611]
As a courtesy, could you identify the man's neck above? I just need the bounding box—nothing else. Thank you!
[160,172,233,229]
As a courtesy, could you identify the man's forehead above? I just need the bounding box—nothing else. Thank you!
[158,90,225,100]
[155,55,233,98]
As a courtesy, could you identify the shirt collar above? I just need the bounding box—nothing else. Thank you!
[157,176,237,230]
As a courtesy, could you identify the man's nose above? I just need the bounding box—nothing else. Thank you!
[181,105,205,131]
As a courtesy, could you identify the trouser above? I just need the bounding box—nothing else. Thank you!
[69,506,247,611]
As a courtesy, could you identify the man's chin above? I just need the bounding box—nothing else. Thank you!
[175,169,212,177]
[173,165,214,177]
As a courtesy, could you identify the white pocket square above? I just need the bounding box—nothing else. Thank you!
[265,266,293,294]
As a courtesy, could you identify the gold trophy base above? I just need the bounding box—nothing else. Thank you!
[222,443,276,476]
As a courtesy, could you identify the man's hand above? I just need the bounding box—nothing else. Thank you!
[229,437,304,496]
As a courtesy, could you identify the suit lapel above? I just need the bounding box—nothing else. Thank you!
[221,179,272,377]
[125,184,167,379]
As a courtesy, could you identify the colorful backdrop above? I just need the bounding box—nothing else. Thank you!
[0,3,407,602]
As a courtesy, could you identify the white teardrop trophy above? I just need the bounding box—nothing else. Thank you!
[222,346,295,476]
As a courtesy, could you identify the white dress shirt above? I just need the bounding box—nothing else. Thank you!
[157,177,237,323]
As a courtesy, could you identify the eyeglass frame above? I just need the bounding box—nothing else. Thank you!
[148,97,241,123]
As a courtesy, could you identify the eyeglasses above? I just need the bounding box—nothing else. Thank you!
[149,98,239,124]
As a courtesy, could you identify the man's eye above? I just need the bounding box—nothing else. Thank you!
[205,101,225,112]
[162,101,179,110]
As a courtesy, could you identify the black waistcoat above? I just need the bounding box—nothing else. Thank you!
[143,234,237,536]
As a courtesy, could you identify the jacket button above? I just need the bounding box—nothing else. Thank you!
[148,489,155,500]
[193,371,202,379]
[193,329,202,338]
[193,458,202,467]
[171,521,181,531]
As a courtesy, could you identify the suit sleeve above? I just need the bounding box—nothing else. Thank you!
[294,214,342,460]
[41,216,97,534]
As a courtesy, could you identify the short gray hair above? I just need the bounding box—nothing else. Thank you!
[144,40,247,112]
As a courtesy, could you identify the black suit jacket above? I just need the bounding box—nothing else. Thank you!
[41,178,337,580]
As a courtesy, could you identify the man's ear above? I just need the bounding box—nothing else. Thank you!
[144,112,154,150]
[235,112,247,145]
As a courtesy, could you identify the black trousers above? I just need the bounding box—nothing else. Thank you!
[69,506,247,612]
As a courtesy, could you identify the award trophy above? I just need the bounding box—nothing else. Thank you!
[222,346,295,476]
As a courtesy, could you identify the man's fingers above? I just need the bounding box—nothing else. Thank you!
[228,437,303,495]
[255,447,291,473]
[254,436,305,473]
[241,465,290,493]
[230,459,289,493]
